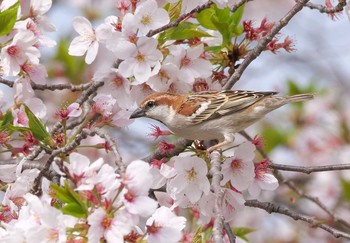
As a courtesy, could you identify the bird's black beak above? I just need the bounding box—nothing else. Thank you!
[130,108,145,119]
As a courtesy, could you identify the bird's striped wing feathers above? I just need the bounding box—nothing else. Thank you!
[187,90,277,124]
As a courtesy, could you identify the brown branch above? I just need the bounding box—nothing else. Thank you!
[146,1,214,37]
[224,222,236,243]
[269,162,350,174]
[303,0,346,14]
[0,77,93,91]
[223,0,310,89]
[240,130,350,231]
[31,128,91,194]
[245,200,350,240]
[210,150,225,243]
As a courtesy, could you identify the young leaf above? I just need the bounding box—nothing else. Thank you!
[163,22,211,41]
[196,7,217,30]
[0,110,13,131]
[191,226,203,243]
[234,227,256,242]
[61,202,87,218]
[230,5,245,26]
[0,1,20,36]
[23,104,54,147]
[51,183,76,204]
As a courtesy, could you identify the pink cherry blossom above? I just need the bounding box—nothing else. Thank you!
[134,0,170,34]
[64,152,104,188]
[118,37,163,84]
[21,62,47,85]
[222,189,245,222]
[105,13,138,59]
[146,206,186,243]
[92,93,117,117]
[248,160,279,197]
[122,160,157,217]
[167,156,210,204]
[221,142,256,191]
[1,30,40,76]
[147,62,179,92]
[88,208,132,243]
[165,44,212,85]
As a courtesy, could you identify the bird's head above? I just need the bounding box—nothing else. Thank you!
[129,93,184,125]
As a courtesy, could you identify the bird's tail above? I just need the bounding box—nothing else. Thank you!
[286,93,314,103]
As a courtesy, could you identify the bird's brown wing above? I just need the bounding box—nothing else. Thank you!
[187,90,277,124]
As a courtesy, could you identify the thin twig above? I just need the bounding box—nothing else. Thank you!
[223,0,310,89]
[240,130,350,231]
[0,77,93,91]
[245,200,350,240]
[269,162,350,174]
[146,1,214,37]
[224,222,236,243]
[303,0,346,14]
[210,150,225,243]
[90,128,125,173]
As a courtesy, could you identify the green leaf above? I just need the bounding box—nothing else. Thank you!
[233,227,256,242]
[191,226,203,243]
[165,1,182,21]
[230,5,245,26]
[23,104,54,147]
[51,181,89,218]
[0,1,19,36]
[0,110,13,131]
[51,183,76,203]
[163,22,211,41]
[341,179,350,202]
[211,16,231,46]
[61,202,87,218]
[196,7,217,30]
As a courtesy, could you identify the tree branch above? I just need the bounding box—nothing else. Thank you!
[303,0,346,14]
[223,0,310,89]
[0,77,93,91]
[269,162,350,174]
[210,150,225,243]
[245,200,350,240]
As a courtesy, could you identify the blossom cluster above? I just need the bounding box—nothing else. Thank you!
[0,0,320,242]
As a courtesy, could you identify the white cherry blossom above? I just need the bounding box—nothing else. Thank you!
[134,0,170,34]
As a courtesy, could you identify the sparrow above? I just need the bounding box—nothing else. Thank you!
[130,90,313,153]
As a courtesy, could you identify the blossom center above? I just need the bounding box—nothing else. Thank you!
[7,45,19,57]
[158,69,169,80]
[124,191,134,202]
[187,168,197,182]
[101,216,112,229]
[141,15,152,25]
[49,229,59,241]
[230,158,242,170]
[136,52,145,62]
[113,75,124,87]
[147,222,161,234]
[181,56,191,67]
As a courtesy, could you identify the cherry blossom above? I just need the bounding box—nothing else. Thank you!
[68,16,106,64]
[221,142,256,191]
[222,189,245,222]
[134,0,170,34]
[146,206,186,243]
[87,208,133,243]
[20,62,47,85]
[64,152,104,188]
[122,160,157,217]
[1,30,40,76]
[92,93,117,118]
[105,13,138,59]
[147,61,179,92]
[167,156,210,204]
[118,36,163,84]
[165,44,212,85]
[248,160,279,197]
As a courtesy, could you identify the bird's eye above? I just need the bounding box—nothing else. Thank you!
[146,100,156,108]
